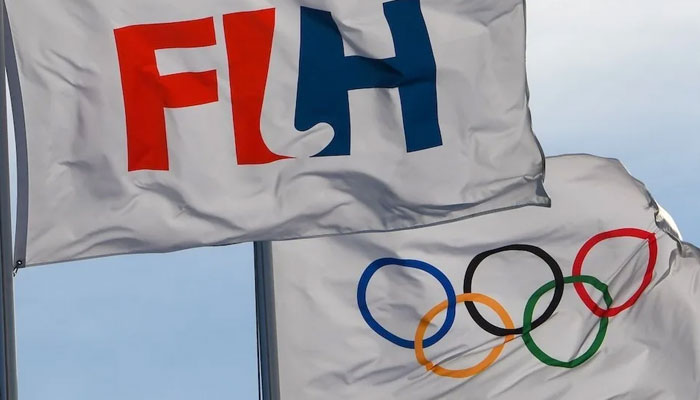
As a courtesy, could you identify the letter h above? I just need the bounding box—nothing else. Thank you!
[295,0,443,157]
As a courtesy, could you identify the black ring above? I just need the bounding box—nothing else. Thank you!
[463,244,564,337]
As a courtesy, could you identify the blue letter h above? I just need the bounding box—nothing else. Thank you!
[295,0,443,157]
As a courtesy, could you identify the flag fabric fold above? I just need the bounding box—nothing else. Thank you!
[5,0,547,266]
[267,154,698,400]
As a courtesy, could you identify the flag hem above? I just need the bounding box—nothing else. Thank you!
[3,12,28,270]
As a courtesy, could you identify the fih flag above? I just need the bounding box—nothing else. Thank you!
[267,155,700,399]
[5,0,547,266]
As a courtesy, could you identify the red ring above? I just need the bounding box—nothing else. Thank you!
[572,228,657,318]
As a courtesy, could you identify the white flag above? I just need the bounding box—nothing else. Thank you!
[5,0,546,266]
[267,154,699,399]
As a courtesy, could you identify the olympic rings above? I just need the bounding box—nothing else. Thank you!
[572,228,657,317]
[415,293,515,378]
[523,275,612,368]
[356,228,658,378]
[463,244,564,336]
[357,258,456,349]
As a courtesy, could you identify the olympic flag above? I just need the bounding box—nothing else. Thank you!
[5,0,547,266]
[265,155,700,399]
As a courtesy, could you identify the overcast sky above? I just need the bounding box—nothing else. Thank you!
[12,1,700,399]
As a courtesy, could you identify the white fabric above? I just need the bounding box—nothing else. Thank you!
[269,155,699,400]
[6,0,546,266]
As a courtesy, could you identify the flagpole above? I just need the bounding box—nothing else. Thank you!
[254,241,280,400]
[0,2,18,399]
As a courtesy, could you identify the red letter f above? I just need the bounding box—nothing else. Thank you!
[115,17,218,171]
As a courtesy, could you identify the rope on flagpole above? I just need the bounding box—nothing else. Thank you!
[254,241,280,400]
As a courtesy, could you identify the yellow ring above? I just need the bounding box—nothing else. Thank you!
[414,293,515,378]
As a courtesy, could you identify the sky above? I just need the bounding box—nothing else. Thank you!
[10,1,700,399]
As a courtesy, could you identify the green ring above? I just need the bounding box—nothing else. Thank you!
[522,275,612,368]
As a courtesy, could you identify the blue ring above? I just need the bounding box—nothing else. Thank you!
[357,258,456,349]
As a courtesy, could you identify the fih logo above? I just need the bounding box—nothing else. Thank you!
[114,0,441,171]
[357,228,658,378]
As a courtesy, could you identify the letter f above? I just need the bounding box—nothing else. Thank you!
[115,18,219,171]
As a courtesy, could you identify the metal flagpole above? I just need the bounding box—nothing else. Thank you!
[254,241,280,400]
[0,2,18,399]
